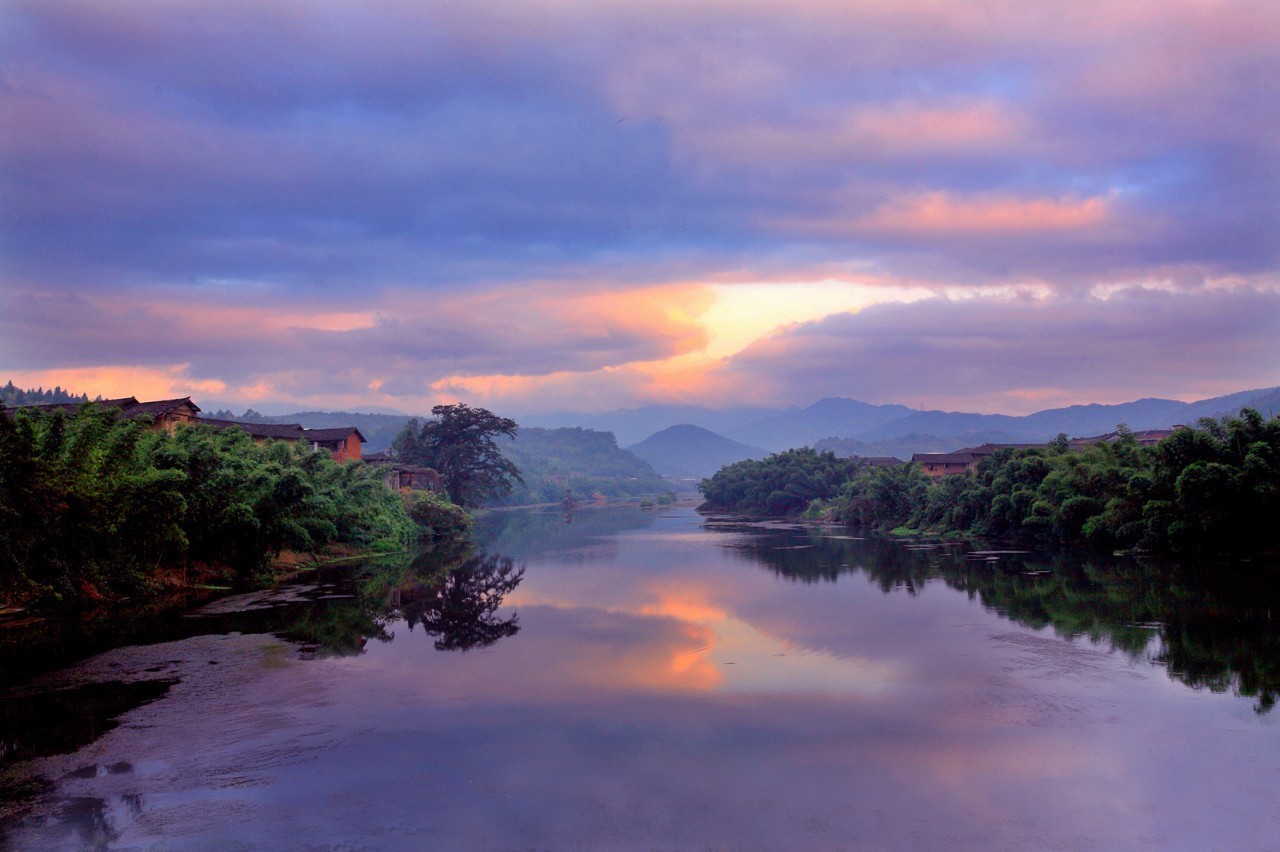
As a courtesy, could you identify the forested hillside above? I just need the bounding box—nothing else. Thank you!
[496,427,668,506]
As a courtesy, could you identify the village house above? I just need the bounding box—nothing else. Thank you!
[912,443,1046,478]
[1069,428,1179,448]
[19,396,202,432]
[304,427,366,463]
[12,395,367,464]
[363,450,443,491]
[199,420,365,463]
[913,430,1184,478]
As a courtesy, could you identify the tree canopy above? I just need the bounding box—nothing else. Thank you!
[0,404,425,607]
[392,404,523,507]
[699,410,1280,559]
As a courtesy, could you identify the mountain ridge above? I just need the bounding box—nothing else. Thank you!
[626,425,768,479]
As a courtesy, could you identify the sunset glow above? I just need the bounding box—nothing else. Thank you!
[2,0,1276,415]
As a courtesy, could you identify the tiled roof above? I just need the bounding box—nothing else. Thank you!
[199,418,307,440]
[305,426,367,444]
[120,397,201,417]
[951,443,1045,456]
[1070,429,1178,447]
[912,452,979,465]
[19,397,139,414]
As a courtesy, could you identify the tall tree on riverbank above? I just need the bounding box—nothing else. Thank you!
[393,404,523,507]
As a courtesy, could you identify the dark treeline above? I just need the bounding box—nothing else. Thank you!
[1,382,92,408]
[700,410,1280,558]
[0,404,466,608]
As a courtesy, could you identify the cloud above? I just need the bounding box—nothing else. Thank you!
[854,192,1112,236]
[0,281,716,409]
[2,0,1277,412]
[717,281,1280,413]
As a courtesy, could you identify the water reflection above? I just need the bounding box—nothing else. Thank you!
[4,507,1280,850]
[278,542,525,657]
[710,518,1280,713]
[399,551,524,651]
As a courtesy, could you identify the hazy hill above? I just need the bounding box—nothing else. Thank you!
[495,427,668,506]
[814,432,1029,461]
[725,397,917,451]
[627,425,768,478]
[1182,387,1280,421]
[520,404,781,447]
[856,386,1280,444]
[186,384,1280,461]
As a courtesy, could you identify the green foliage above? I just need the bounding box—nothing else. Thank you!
[392,404,523,507]
[0,406,425,607]
[697,447,868,515]
[405,490,473,542]
[704,411,1280,558]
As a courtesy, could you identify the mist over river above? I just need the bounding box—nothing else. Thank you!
[3,505,1278,849]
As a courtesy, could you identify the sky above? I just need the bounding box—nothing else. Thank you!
[2,0,1278,417]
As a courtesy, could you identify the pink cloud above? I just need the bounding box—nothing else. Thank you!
[855,192,1113,236]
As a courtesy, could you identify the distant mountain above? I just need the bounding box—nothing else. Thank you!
[627,425,768,478]
[202,384,1280,459]
[1017,398,1191,438]
[725,397,916,451]
[1184,387,1280,422]
[519,404,782,447]
[814,431,1030,461]
[858,409,1028,442]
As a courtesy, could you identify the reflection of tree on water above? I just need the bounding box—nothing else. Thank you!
[713,519,1280,714]
[274,540,523,656]
[398,552,524,651]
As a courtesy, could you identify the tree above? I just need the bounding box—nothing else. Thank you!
[393,404,523,507]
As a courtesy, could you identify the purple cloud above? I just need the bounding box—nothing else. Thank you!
[2,1,1277,410]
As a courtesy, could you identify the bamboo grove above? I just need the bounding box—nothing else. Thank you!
[0,404,470,607]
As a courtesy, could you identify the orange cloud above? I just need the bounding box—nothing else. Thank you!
[4,365,227,401]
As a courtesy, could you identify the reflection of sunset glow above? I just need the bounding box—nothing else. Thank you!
[507,581,902,696]
[639,594,728,625]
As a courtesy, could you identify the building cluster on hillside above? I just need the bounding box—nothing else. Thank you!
[11,394,454,491]
[910,429,1179,478]
[14,396,369,463]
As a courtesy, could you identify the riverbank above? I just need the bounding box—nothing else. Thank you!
[0,543,405,690]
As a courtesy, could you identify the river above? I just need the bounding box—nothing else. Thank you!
[2,505,1278,849]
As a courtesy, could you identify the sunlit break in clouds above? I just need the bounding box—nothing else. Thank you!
[2,0,1278,415]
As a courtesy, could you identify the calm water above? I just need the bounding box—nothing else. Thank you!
[3,505,1279,850]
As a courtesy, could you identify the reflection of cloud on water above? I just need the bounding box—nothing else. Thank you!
[504,577,905,696]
